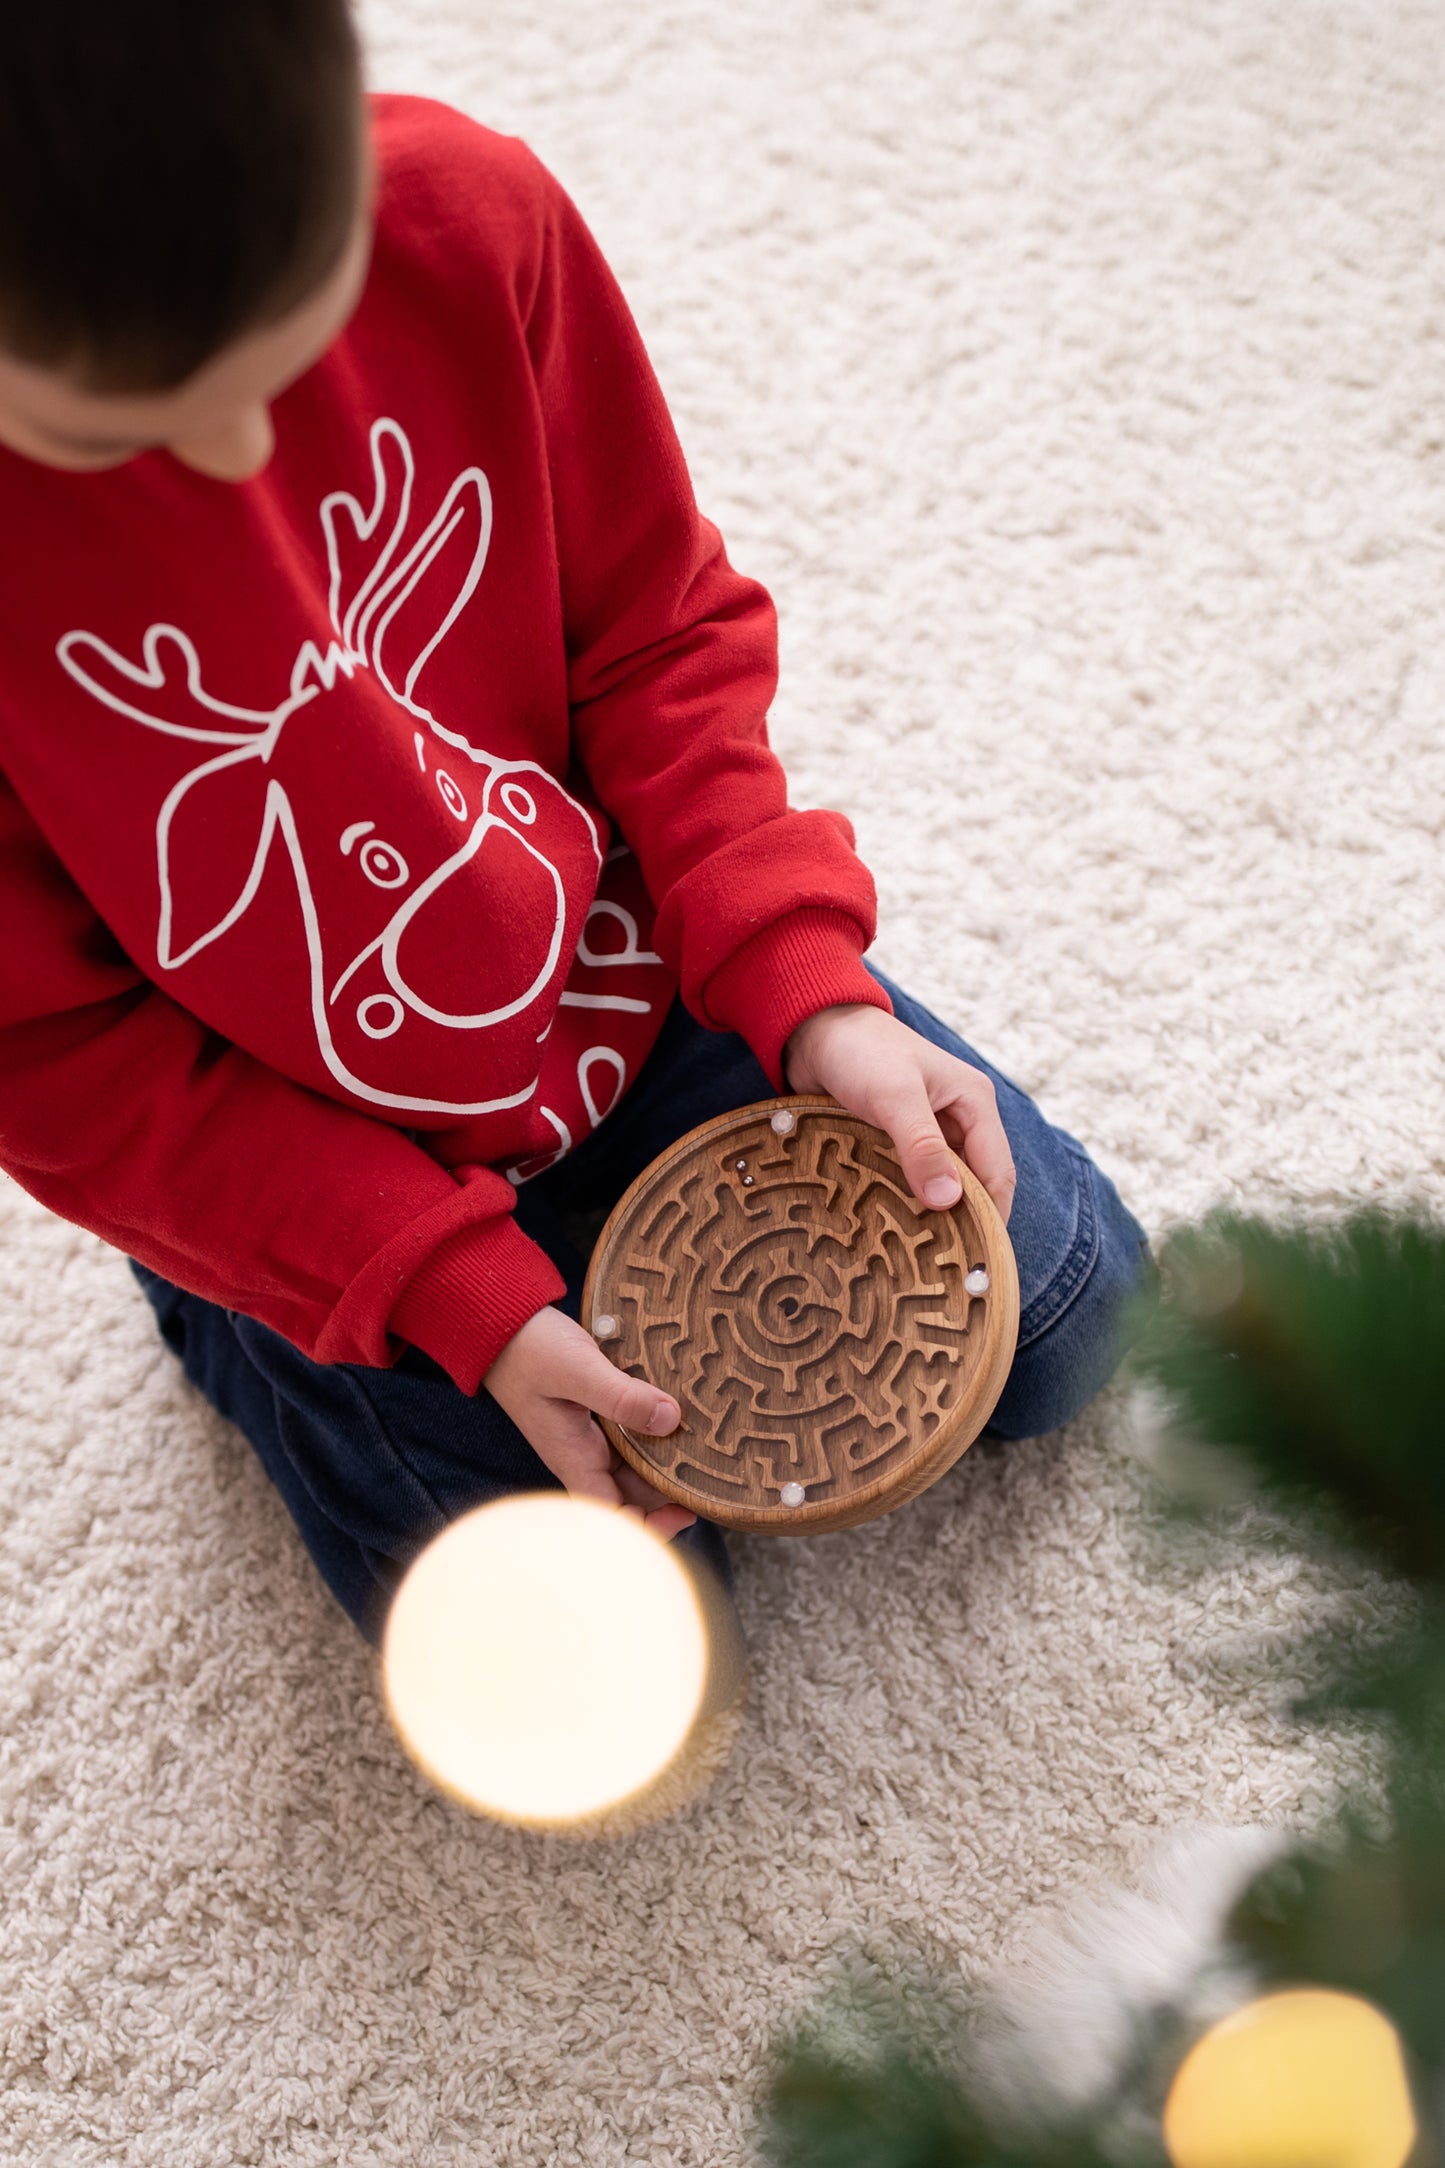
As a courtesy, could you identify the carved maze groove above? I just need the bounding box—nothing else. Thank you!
[585,1102,1016,1530]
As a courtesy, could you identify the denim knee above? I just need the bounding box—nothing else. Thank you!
[987,1153,1153,1440]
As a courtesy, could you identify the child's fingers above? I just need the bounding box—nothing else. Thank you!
[525,1407,695,1539]
[549,1351,696,1536]
[524,1408,696,1545]
[866,1067,992,1215]
[551,1330,681,1440]
[526,1402,628,1508]
[876,1076,1014,1223]
[485,1308,691,1532]
[614,1463,697,1542]
[787,1008,1016,1225]
[490,1307,680,1437]
[935,1080,1017,1224]
[646,1505,700,1541]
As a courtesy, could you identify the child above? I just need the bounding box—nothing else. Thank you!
[0,0,1151,1652]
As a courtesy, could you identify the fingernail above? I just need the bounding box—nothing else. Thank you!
[924,1177,962,1208]
[650,1397,679,1434]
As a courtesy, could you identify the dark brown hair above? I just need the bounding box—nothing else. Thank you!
[0,0,363,391]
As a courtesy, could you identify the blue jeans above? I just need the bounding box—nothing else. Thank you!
[129,967,1151,1644]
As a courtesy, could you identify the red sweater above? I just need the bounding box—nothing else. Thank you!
[0,95,890,1392]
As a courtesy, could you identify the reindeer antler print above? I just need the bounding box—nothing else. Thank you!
[56,419,612,1120]
[321,419,497,755]
[57,624,310,969]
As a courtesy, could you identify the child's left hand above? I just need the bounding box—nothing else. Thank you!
[783,1003,1017,1225]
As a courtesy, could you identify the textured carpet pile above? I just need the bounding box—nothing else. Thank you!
[2,3,1442,2160]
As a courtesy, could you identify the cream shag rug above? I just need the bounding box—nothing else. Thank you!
[2,3,1442,2160]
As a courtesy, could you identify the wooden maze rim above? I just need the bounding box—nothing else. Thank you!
[580,1095,1020,1535]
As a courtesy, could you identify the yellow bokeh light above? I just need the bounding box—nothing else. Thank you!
[1163,1988,1416,2168]
[382,1494,709,1828]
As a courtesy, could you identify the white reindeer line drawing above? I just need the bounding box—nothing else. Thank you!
[56,416,663,1175]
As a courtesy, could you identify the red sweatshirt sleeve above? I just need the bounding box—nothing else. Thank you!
[524,155,893,1087]
[0,773,563,1388]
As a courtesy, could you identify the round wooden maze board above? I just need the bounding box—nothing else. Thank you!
[580,1096,1019,1534]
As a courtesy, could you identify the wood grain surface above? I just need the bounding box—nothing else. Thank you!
[580,1096,1019,1533]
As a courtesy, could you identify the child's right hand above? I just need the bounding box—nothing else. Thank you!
[482,1306,696,1541]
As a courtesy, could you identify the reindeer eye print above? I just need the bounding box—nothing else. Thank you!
[435,770,468,821]
[357,994,405,1039]
[359,838,409,889]
[499,782,538,825]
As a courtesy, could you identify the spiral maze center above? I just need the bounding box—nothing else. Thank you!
[595,1117,991,1509]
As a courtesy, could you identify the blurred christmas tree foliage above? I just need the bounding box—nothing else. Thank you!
[757,1204,1445,2166]
[761,2022,1137,2168]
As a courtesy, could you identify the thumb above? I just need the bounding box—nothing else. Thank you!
[878,1083,963,1211]
[575,1336,681,1438]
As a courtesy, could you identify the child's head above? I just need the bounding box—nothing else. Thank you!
[0,0,369,480]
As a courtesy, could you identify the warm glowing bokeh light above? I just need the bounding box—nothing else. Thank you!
[1162,1988,1416,2168]
[382,1494,708,1827]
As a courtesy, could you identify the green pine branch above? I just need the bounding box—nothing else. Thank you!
[1128,1203,1445,2090]
[758,1203,1445,2164]
[1123,1206,1445,1584]
[758,2018,1165,2168]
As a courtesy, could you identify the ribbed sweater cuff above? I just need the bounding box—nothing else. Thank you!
[388,1213,567,1394]
[701,906,893,1089]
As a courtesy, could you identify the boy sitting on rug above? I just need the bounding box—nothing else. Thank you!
[0,0,1150,1647]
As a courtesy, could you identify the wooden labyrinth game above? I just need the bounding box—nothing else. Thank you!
[581,1096,1019,1533]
